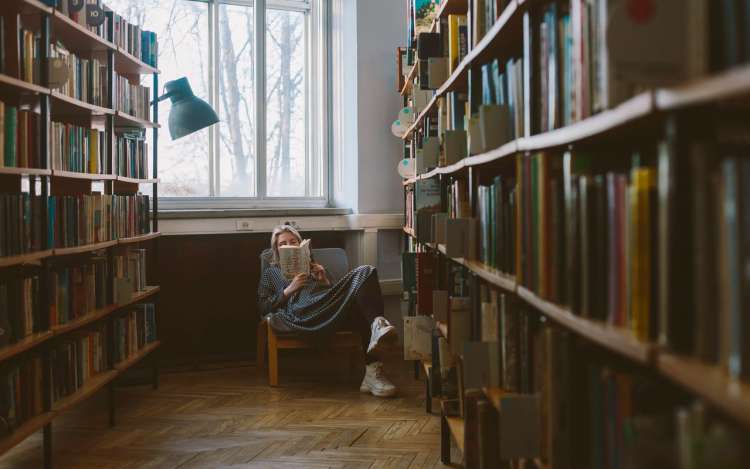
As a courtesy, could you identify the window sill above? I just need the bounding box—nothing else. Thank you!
[158,207,352,220]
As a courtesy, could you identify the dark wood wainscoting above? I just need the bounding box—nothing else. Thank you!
[148,232,349,365]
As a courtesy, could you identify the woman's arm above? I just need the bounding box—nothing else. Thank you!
[257,268,288,316]
[310,263,331,287]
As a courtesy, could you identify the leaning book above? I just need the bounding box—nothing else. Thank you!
[279,239,311,279]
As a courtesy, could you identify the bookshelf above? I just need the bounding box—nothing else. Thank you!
[0,1,162,467]
[400,0,750,467]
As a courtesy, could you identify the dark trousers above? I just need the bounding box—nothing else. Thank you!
[346,269,384,364]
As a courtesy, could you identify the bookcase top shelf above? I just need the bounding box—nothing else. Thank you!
[115,111,161,129]
[402,0,523,140]
[402,63,750,186]
[0,286,160,365]
[11,0,160,76]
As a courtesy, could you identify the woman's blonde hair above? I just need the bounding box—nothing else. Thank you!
[270,224,302,265]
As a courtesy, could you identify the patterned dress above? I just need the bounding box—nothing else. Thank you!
[257,264,377,336]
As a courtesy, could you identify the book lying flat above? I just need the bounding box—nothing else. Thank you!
[278,239,311,279]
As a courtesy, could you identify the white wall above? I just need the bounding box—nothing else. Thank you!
[332,0,406,214]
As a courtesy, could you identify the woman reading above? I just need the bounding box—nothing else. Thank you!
[257,224,398,397]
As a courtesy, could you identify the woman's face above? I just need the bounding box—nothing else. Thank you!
[277,231,300,248]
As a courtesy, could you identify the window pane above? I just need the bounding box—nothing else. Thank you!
[107,0,211,197]
[218,3,256,197]
[266,8,311,197]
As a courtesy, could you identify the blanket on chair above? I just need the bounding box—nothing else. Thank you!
[257,264,375,336]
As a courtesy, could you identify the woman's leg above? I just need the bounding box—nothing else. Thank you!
[349,269,385,364]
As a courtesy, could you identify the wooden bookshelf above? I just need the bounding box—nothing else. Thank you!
[0,250,54,268]
[518,287,653,364]
[0,167,51,177]
[53,240,118,257]
[445,416,465,452]
[118,232,162,245]
[655,63,750,111]
[0,413,56,456]
[52,287,161,337]
[0,73,49,95]
[0,331,54,363]
[114,111,160,129]
[115,48,160,76]
[657,353,750,428]
[0,2,162,466]
[482,386,514,413]
[50,91,113,117]
[51,369,119,413]
[51,10,116,53]
[114,341,161,372]
[436,244,516,293]
[51,170,117,181]
[402,0,521,140]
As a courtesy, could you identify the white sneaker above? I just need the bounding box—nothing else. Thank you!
[359,362,397,397]
[367,316,397,355]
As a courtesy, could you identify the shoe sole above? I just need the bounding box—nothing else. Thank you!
[367,326,398,355]
[360,384,397,398]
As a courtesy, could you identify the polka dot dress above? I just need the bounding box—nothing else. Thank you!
[258,264,376,336]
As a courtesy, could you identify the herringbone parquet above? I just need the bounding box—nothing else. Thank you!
[1,354,460,468]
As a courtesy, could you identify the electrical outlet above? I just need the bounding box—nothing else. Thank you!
[236,220,253,231]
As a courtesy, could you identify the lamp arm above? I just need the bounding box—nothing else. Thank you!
[151,91,175,106]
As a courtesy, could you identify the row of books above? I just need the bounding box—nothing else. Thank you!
[50,122,107,174]
[0,193,151,258]
[475,56,525,143]
[112,304,156,364]
[0,195,48,257]
[50,324,109,402]
[115,75,151,121]
[0,103,41,169]
[52,194,151,248]
[115,128,149,179]
[515,152,659,342]
[110,12,158,67]
[477,175,516,273]
[0,275,41,347]
[50,42,108,107]
[18,29,41,86]
[0,356,43,435]
[540,326,749,469]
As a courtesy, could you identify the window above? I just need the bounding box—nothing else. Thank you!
[106,0,327,207]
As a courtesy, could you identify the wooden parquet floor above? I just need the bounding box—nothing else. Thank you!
[1,355,459,468]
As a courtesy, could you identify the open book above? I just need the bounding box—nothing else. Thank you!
[278,239,311,279]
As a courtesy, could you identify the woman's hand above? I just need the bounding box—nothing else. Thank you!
[283,273,309,298]
[310,263,330,286]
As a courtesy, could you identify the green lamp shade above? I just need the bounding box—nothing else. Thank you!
[164,78,219,140]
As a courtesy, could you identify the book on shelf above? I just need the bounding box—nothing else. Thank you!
[108,10,158,67]
[50,121,106,174]
[49,254,110,327]
[278,238,310,279]
[113,303,157,364]
[0,194,48,257]
[416,252,435,315]
[0,355,44,435]
[50,42,108,107]
[115,127,149,179]
[50,324,109,402]
[403,315,434,361]
[0,274,42,347]
[115,74,151,120]
[0,102,42,169]
[50,193,151,248]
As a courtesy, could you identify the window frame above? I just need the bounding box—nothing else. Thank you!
[159,0,330,210]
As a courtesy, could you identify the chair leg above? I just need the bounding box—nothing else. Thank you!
[256,320,267,370]
[267,323,279,386]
